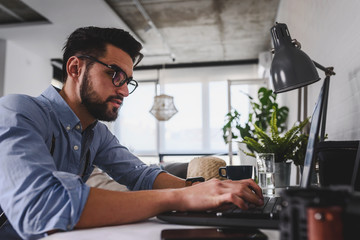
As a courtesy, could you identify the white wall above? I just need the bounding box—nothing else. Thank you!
[275,0,360,140]
[3,40,52,96]
[0,39,5,96]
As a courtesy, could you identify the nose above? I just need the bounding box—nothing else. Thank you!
[115,83,129,97]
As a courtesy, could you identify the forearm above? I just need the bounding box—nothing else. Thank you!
[152,172,186,189]
[76,179,264,229]
[75,187,180,228]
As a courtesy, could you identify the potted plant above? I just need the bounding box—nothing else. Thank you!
[222,87,289,158]
[222,87,289,144]
[241,111,309,187]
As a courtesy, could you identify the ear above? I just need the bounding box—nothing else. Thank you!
[66,56,82,80]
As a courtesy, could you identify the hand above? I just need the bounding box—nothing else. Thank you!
[175,178,264,212]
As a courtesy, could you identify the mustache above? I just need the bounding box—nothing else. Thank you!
[106,95,124,103]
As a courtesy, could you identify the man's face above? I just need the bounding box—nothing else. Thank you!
[80,68,121,121]
[78,45,134,121]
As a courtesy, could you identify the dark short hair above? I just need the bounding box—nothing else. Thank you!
[62,26,143,82]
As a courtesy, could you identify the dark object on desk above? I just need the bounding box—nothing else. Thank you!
[317,140,359,187]
[280,134,360,240]
[307,206,343,240]
[161,228,267,240]
[342,144,360,240]
[343,193,360,240]
[279,188,348,240]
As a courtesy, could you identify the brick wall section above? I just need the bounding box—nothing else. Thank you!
[276,0,360,140]
[0,39,5,97]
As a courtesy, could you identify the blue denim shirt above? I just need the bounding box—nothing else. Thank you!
[0,86,163,239]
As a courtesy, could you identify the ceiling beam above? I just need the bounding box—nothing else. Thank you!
[0,3,24,22]
[132,0,175,62]
[134,58,258,70]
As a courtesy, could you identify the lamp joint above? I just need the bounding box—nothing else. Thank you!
[291,39,301,49]
[325,67,336,77]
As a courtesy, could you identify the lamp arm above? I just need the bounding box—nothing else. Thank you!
[313,61,336,77]
[320,75,330,141]
[310,61,335,141]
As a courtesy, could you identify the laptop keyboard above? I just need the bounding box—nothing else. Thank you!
[156,196,282,229]
[213,197,281,219]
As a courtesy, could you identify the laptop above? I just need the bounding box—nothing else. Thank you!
[157,81,329,229]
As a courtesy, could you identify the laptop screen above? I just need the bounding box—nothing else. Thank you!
[300,83,325,188]
[351,144,360,192]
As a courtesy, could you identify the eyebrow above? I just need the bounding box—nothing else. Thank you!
[109,64,121,71]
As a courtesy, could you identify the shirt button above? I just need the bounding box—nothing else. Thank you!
[66,125,71,131]
[73,145,79,151]
[76,125,81,130]
[67,224,72,230]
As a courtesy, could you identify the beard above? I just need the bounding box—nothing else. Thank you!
[80,69,123,122]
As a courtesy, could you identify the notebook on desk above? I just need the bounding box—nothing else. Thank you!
[157,80,328,230]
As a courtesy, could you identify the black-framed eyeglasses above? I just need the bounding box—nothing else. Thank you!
[77,55,138,94]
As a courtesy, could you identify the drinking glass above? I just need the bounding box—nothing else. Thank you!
[256,153,275,196]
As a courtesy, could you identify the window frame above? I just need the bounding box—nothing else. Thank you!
[226,78,268,164]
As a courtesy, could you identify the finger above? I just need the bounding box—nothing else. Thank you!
[240,187,264,206]
[223,179,263,200]
[242,179,264,199]
[232,197,249,210]
[219,180,263,207]
[219,192,249,210]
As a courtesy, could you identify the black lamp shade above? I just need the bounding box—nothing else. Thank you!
[270,23,320,93]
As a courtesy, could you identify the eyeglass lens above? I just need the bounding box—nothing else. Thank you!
[113,71,136,93]
[127,81,137,94]
[112,71,127,86]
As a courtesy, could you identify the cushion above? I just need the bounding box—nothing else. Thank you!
[161,162,189,179]
[187,156,227,181]
[86,167,129,191]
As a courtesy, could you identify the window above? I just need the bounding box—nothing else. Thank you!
[113,65,261,164]
[209,81,228,152]
[226,79,267,165]
[162,82,202,152]
[114,81,157,155]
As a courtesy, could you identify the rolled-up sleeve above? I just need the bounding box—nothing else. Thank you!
[1,170,90,239]
[0,95,90,239]
[126,164,164,191]
[48,172,90,230]
[92,124,164,191]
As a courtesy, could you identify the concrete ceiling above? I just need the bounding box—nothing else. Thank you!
[0,0,280,67]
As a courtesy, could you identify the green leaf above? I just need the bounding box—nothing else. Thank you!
[221,86,293,159]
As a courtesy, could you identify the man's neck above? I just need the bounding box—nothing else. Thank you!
[59,88,96,131]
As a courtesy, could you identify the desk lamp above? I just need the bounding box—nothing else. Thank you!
[270,22,335,141]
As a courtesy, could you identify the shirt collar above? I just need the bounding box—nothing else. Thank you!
[40,86,84,131]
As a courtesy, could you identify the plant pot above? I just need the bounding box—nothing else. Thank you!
[274,161,292,188]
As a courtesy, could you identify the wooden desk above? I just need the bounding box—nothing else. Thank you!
[41,218,280,240]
